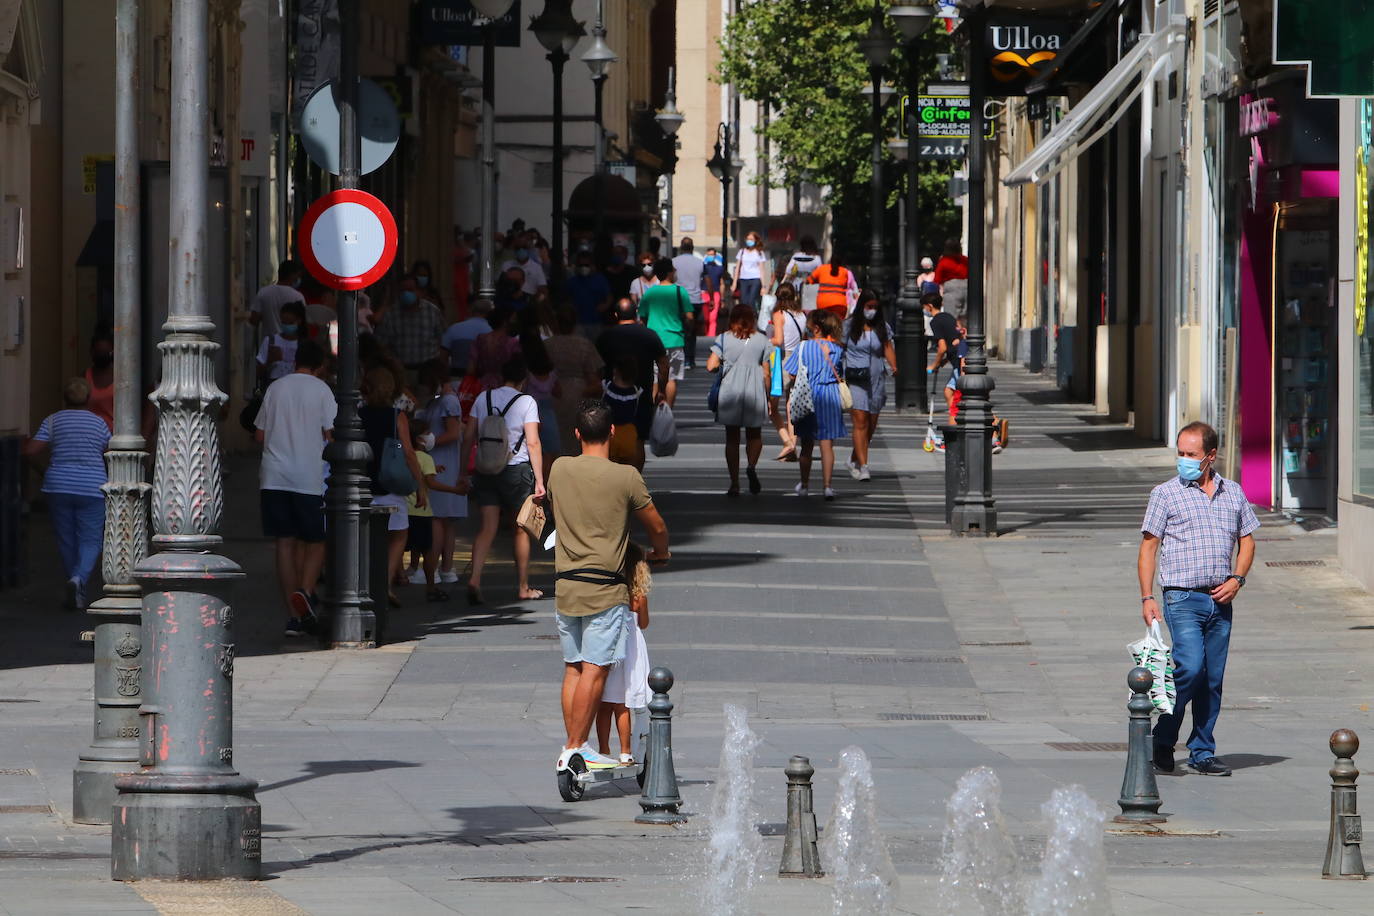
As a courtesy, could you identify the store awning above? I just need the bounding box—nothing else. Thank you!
[1003,22,1183,187]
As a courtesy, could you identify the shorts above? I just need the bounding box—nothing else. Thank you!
[406,515,433,552]
[261,489,326,542]
[472,461,535,510]
[653,347,686,384]
[371,492,411,531]
[556,604,631,666]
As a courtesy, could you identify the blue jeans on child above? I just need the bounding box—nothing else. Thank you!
[48,492,105,586]
[1152,589,1233,765]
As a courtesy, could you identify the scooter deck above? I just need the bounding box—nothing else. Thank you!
[575,762,642,785]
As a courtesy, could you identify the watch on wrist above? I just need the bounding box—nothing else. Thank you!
[1141,596,1155,602]
[1229,575,1246,587]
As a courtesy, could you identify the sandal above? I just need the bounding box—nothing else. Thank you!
[518,588,548,601]
[426,588,449,603]
[467,585,484,607]
[775,446,795,461]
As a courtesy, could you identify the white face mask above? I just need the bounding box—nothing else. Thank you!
[641,264,654,276]
[863,308,877,321]
[417,432,436,451]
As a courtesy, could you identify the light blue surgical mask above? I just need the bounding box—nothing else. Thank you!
[1176,457,1204,481]
[745,239,756,248]
[400,290,418,307]
[280,322,299,335]
[516,248,530,261]
[863,308,877,321]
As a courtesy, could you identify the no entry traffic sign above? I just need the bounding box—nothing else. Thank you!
[299,189,397,291]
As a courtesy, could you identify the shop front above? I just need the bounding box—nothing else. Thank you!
[1233,76,1339,515]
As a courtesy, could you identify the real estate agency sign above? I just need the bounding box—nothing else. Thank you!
[984,16,1078,96]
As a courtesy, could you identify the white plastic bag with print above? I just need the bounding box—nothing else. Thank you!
[1127,621,1176,715]
[649,403,679,457]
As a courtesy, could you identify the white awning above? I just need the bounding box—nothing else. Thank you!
[1003,24,1184,187]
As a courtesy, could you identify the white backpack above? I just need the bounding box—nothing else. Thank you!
[475,390,528,475]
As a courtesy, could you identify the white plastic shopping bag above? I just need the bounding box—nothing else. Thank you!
[1127,621,1176,715]
[648,403,678,457]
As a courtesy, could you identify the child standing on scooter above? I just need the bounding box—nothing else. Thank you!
[596,543,652,764]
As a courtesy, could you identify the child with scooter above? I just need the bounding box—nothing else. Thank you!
[596,543,652,764]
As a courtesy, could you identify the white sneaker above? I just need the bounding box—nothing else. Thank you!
[793,483,809,497]
[438,570,460,584]
[858,466,871,481]
[824,487,836,501]
[575,744,621,769]
[407,568,427,585]
[848,461,862,480]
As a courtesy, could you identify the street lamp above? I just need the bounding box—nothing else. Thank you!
[474,0,518,300]
[654,67,685,253]
[859,0,897,297]
[530,0,585,294]
[582,0,616,264]
[706,123,743,275]
[894,1,936,409]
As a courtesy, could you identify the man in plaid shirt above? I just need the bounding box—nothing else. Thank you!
[1138,421,1258,777]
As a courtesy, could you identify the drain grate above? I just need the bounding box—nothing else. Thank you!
[960,641,1031,647]
[525,635,560,640]
[0,805,53,814]
[1046,742,1127,752]
[848,655,963,664]
[878,713,988,721]
[1265,560,1325,568]
[461,876,618,884]
[0,699,37,704]
[0,769,34,776]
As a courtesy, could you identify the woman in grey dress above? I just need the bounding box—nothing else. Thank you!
[707,303,771,496]
[843,289,898,481]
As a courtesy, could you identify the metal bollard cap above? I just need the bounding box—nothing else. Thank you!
[648,666,674,694]
[1127,666,1154,695]
[785,755,814,780]
[1331,728,1361,759]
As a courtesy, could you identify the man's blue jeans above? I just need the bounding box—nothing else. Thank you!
[1152,589,1232,764]
[48,492,105,586]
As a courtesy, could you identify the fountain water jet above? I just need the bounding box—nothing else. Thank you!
[935,767,1023,916]
[1025,785,1114,916]
[822,746,898,915]
[701,704,764,915]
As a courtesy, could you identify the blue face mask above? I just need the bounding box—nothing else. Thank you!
[1176,457,1205,481]
[745,239,756,248]
[415,275,430,288]
[400,290,418,307]
[516,248,530,261]
[280,323,299,335]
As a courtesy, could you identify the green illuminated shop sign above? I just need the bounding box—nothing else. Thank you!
[1274,0,1374,97]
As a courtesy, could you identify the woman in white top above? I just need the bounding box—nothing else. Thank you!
[629,254,657,303]
[768,284,807,461]
[733,231,771,310]
[780,235,822,295]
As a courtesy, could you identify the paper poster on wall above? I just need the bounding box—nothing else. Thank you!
[678,215,696,232]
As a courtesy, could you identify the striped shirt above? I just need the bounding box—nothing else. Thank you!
[1142,474,1260,589]
[33,409,111,498]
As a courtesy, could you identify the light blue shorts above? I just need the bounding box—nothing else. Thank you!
[557,604,631,667]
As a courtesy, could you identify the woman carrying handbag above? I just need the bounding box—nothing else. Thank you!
[782,309,847,501]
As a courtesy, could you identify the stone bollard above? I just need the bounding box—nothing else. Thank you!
[779,755,824,877]
[637,667,687,825]
[1323,728,1367,879]
[1115,666,1166,824]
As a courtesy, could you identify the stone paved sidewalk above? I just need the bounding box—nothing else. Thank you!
[1,357,1372,915]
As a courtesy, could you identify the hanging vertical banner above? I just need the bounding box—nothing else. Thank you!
[292,0,341,131]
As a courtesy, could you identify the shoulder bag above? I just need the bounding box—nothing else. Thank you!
[818,341,853,411]
[843,329,872,388]
[707,334,727,413]
[379,410,418,495]
[787,346,815,423]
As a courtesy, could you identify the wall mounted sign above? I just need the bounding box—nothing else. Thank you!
[984,16,1078,96]
[1274,0,1374,97]
[416,0,523,48]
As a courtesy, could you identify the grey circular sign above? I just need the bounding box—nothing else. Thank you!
[300,78,401,177]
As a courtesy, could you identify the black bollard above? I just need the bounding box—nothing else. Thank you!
[1323,728,1367,879]
[779,755,824,877]
[637,666,687,825]
[1115,666,1166,824]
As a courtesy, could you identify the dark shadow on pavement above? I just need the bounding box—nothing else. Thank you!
[1219,753,1289,770]
[257,759,424,794]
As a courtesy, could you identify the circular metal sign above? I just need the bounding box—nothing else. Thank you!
[299,189,397,291]
[300,78,402,177]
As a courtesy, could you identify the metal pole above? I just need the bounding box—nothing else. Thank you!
[1114,667,1165,824]
[951,5,997,536]
[635,667,686,824]
[593,73,607,265]
[1323,729,1367,879]
[111,0,260,879]
[549,48,568,295]
[478,25,498,300]
[74,0,150,826]
[324,0,374,648]
[778,755,824,877]
[895,36,924,409]
[868,63,886,296]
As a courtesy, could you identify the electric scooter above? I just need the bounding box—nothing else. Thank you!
[922,366,944,453]
[556,708,649,802]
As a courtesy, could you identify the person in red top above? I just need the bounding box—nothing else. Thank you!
[934,238,969,318]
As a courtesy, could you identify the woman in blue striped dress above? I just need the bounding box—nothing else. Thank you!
[783,309,846,500]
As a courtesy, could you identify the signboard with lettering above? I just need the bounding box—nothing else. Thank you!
[898,83,995,160]
[417,0,523,48]
[984,16,1078,96]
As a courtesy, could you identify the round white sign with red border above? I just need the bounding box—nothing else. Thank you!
[299,189,397,291]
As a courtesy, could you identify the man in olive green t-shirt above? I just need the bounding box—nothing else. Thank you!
[638,258,693,407]
[549,400,670,769]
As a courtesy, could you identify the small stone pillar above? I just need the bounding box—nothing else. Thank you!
[1323,729,1367,879]
[1115,666,1165,824]
[779,755,824,877]
[637,667,686,825]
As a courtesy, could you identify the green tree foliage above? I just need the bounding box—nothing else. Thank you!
[718,0,962,260]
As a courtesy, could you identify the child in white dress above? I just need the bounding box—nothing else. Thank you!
[596,543,652,764]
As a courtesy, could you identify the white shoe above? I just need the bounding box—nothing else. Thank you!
[793,483,809,497]
[407,568,426,585]
[824,487,836,501]
[848,460,862,480]
[575,744,621,768]
[858,466,871,481]
[438,570,460,584]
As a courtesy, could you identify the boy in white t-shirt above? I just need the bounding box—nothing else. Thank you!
[459,354,545,606]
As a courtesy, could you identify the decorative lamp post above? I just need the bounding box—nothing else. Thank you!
[706,124,743,274]
[654,67,685,253]
[582,0,617,265]
[530,0,585,295]
[858,0,897,297]
[474,0,518,300]
[892,0,936,408]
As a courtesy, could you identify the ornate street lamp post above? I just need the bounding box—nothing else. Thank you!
[110,0,260,879]
[654,67,685,251]
[891,1,935,408]
[475,0,518,300]
[582,0,617,264]
[858,0,897,296]
[531,0,585,295]
[706,124,744,278]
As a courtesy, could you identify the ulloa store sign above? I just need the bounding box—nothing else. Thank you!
[984,16,1078,96]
